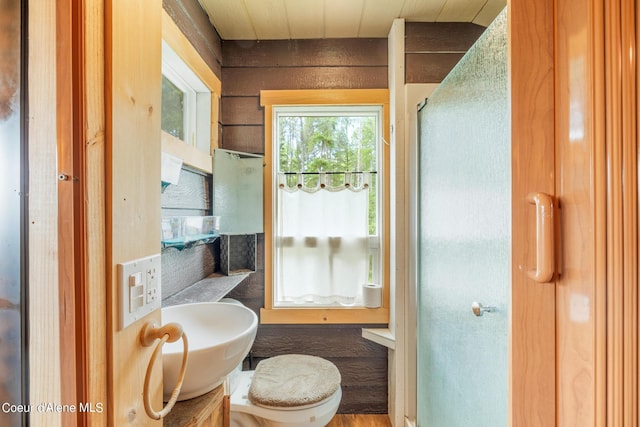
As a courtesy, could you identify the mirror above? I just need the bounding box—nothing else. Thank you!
[212,149,264,234]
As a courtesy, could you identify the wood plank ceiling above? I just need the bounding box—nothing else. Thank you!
[197,0,506,40]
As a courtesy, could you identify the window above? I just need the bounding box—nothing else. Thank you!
[160,9,221,173]
[161,40,211,153]
[274,106,381,306]
[261,90,390,324]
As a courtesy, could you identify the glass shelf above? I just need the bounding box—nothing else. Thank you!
[161,232,219,250]
[161,215,221,250]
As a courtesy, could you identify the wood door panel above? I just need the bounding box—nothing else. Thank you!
[509,0,557,424]
[554,0,603,425]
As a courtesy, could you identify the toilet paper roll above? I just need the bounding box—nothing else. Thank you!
[362,283,382,308]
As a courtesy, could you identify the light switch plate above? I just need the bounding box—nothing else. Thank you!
[117,254,162,330]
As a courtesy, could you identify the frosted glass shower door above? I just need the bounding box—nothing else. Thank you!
[417,9,509,427]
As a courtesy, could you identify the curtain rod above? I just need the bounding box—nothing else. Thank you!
[279,171,377,175]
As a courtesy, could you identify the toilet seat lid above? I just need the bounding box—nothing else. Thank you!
[248,354,341,408]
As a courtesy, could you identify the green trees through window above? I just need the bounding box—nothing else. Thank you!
[161,74,185,140]
[277,112,380,235]
[278,115,377,174]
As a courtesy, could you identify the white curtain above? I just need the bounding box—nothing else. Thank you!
[275,173,370,306]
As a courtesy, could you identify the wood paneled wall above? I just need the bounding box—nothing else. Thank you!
[220,38,388,153]
[405,22,486,83]
[162,0,222,78]
[219,24,485,152]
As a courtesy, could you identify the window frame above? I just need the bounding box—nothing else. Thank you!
[260,89,390,324]
[161,10,220,174]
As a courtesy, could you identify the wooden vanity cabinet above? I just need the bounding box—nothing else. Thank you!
[164,384,229,427]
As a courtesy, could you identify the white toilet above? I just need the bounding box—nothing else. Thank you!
[228,354,342,427]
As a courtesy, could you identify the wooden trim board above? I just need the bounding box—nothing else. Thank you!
[28,0,63,424]
[82,0,108,424]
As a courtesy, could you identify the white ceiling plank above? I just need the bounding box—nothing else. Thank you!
[286,0,325,39]
[472,0,506,27]
[197,0,504,40]
[198,0,256,40]
[437,0,485,22]
[399,0,446,21]
[358,0,404,37]
[324,0,365,38]
[244,0,290,39]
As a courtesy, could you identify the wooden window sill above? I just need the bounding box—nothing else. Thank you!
[260,307,389,325]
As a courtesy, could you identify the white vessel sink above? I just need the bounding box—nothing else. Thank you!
[161,302,258,401]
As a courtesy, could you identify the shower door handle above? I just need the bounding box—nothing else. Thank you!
[472,302,496,317]
[526,192,554,283]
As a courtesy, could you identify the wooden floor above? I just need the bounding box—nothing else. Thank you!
[327,414,393,427]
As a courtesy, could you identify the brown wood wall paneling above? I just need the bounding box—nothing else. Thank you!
[220,38,389,154]
[221,67,389,97]
[162,0,223,78]
[251,325,387,358]
[222,97,264,125]
[222,39,388,67]
[404,22,486,51]
[405,53,466,83]
[404,22,486,84]
[221,126,264,154]
[221,96,264,153]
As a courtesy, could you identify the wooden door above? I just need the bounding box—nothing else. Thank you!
[533,0,638,425]
[510,0,556,424]
[555,0,639,425]
[554,0,607,425]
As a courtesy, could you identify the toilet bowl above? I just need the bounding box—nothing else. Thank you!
[229,355,342,427]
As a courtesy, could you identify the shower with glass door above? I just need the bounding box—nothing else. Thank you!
[416,9,509,426]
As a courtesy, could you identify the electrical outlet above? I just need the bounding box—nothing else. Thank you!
[147,266,158,287]
[146,264,160,304]
[147,287,158,304]
[118,254,162,330]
